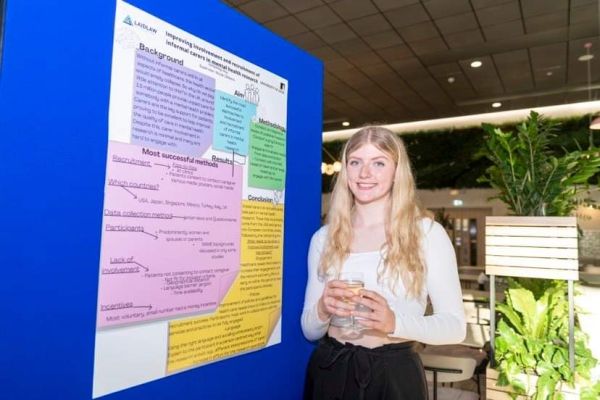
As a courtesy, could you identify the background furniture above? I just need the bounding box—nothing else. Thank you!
[420,352,479,400]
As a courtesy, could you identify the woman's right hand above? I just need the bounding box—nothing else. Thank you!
[317,280,355,321]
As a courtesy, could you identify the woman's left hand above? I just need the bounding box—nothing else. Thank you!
[351,289,395,334]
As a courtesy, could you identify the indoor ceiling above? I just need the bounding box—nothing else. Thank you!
[223,0,600,132]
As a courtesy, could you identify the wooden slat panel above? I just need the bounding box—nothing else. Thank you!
[486,369,535,397]
[486,236,577,248]
[487,368,579,399]
[486,265,579,280]
[486,388,528,400]
[486,216,576,227]
[486,255,578,269]
[485,217,579,280]
[486,246,578,259]
[486,226,577,238]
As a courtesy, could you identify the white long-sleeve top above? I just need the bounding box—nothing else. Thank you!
[301,218,466,345]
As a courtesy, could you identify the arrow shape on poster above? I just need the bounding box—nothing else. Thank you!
[154,162,171,169]
[141,230,158,239]
[133,261,149,271]
[120,185,137,199]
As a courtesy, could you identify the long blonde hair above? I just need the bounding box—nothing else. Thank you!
[319,126,431,298]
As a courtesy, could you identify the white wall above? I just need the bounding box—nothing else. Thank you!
[416,188,509,215]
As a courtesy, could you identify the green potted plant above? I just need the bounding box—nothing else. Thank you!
[478,111,600,217]
[491,279,597,399]
[477,111,600,399]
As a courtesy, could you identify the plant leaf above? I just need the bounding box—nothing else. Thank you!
[507,288,537,334]
[496,303,525,334]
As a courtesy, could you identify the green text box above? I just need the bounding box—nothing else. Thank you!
[248,123,286,190]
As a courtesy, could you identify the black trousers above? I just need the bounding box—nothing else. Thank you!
[304,336,428,400]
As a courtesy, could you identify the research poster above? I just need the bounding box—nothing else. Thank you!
[93,1,287,397]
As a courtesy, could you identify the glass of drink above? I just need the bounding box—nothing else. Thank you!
[339,271,364,338]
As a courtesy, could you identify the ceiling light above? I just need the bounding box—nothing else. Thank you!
[578,54,594,62]
[470,60,482,68]
[492,102,502,108]
[342,121,350,127]
[546,71,553,76]
[447,76,455,83]
[453,199,464,207]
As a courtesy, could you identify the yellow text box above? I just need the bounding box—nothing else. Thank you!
[167,201,283,372]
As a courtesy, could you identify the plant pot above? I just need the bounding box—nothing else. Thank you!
[486,367,580,400]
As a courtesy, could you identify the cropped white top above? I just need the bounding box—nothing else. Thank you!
[301,218,466,345]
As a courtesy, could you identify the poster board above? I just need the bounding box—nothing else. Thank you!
[93,1,289,397]
[0,0,322,399]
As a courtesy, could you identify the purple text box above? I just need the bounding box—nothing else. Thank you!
[97,141,242,328]
[131,50,215,157]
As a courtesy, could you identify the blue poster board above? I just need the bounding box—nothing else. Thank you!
[0,1,323,398]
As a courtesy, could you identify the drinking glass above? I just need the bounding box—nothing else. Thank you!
[338,271,364,338]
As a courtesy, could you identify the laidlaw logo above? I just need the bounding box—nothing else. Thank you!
[123,15,157,34]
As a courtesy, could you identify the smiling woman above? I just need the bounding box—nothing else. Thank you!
[346,143,395,206]
[302,126,466,400]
